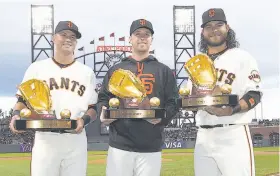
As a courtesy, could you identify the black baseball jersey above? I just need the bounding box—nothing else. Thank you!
[97,55,179,152]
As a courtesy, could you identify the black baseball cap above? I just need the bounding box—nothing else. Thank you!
[55,21,82,39]
[130,19,154,36]
[201,8,227,28]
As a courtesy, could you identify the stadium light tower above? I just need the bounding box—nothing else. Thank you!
[173,6,196,88]
[31,5,54,63]
[173,6,197,125]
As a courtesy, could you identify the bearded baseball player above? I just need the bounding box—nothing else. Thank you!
[186,8,262,176]
[9,21,97,176]
[97,19,178,176]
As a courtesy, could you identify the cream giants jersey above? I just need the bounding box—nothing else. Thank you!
[186,48,262,125]
[16,58,98,120]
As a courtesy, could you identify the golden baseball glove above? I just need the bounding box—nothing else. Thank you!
[184,54,217,91]
[108,69,147,100]
[17,79,52,114]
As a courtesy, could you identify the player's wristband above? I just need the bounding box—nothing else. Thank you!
[231,104,241,115]
[81,115,91,127]
[12,110,20,116]
[17,96,27,106]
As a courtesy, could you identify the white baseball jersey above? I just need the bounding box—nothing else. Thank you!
[187,48,262,126]
[16,58,98,120]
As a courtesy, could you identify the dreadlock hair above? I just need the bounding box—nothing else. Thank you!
[198,28,240,53]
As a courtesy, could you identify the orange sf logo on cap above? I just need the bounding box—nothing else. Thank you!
[68,21,73,28]
[209,9,215,17]
[139,19,146,26]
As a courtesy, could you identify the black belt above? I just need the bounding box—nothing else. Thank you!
[200,124,235,129]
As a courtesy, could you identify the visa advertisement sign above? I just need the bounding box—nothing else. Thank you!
[162,140,187,149]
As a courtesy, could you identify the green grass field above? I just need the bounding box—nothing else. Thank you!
[0,147,278,176]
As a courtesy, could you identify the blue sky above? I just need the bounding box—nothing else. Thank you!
[0,0,279,118]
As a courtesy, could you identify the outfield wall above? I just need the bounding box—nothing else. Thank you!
[0,139,275,153]
[0,140,196,153]
[0,144,20,153]
[87,140,197,151]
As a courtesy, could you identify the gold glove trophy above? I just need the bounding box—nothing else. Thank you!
[103,69,165,119]
[15,79,77,130]
[178,54,239,110]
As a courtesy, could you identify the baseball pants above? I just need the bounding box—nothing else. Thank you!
[106,146,162,176]
[194,124,255,176]
[30,131,88,176]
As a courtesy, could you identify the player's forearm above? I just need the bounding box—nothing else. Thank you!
[82,108,97,126]
[239,99,249,111]
[161,99,178,126]
[96,73,111,110]
[97,91,111,106]
[231,99,249,115]
[85,108,97,121]
[161,69,179,126]
[13,102,27,111]
[11,102,27,116]
[232,91,261,115]
[97,89,113,122]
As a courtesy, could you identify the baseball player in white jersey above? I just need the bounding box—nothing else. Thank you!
[9,21,98,176]
[186,8,262,176]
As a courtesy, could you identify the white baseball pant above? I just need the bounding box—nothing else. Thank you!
[194,124,255,176]
[106,146,162,176]
[30,130,88,176]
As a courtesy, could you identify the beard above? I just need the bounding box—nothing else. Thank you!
[204,32,227,47]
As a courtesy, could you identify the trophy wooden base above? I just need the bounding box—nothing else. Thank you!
[103,108,165,119]
[15,119,77,130]
[178,94,239,110]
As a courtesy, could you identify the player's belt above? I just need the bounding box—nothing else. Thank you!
[199,124,235,129]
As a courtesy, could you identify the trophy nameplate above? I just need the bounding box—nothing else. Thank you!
[178,54,239,110]
[177,94,239,109]
[14,79,77,131]
[15,119,77,130]
[103,69,165,119]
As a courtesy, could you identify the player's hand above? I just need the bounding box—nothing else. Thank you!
[212,85,223,95]
[203,106,233,117]
[74,118,84,134]
[9,115,25,134]
[100,106,116,125]
[145,118,162,125]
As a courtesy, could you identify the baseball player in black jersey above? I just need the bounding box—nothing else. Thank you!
[97,19,179,176]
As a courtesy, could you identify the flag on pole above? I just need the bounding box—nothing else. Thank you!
[110,33,116,46]
[119,37,125,41]
[90,40,95,52]
[99,37,104,41]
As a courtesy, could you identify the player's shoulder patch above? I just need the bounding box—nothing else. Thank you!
[248,70,261,83]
